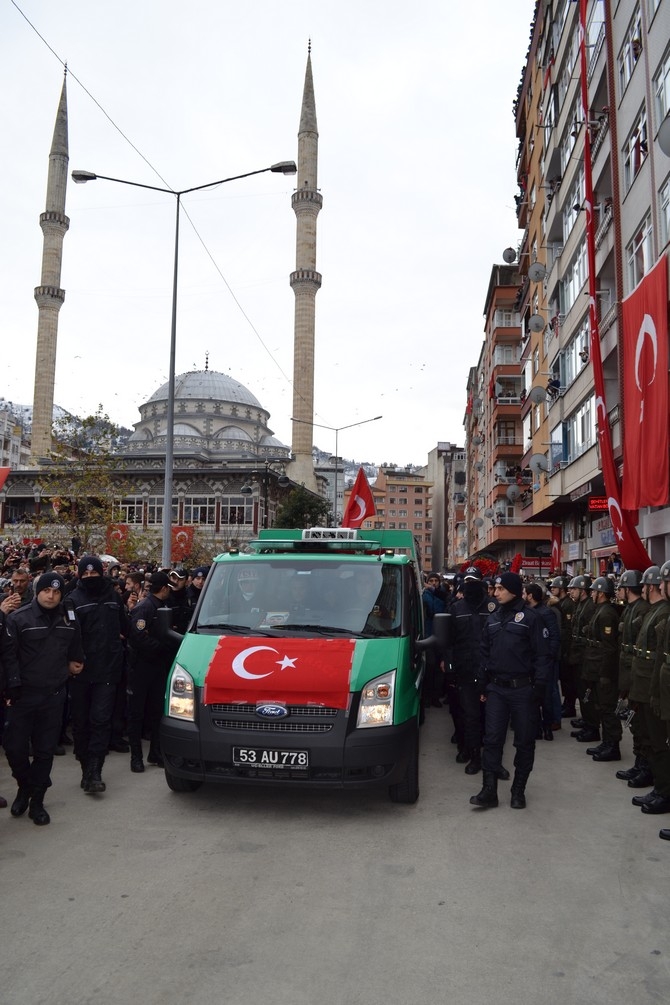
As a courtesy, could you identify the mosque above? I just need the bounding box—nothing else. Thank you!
[0,50,327,557]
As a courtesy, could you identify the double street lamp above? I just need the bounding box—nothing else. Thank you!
[290,415,382,523]
[72,161,297,567]
[240,460,291,530]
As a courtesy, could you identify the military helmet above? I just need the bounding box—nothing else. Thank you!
[591,576,615,596]
[568,575,592,591]
[660,560,670,582]
[642,565,662,586]
[618,569,643,590]
[550,575,570,590]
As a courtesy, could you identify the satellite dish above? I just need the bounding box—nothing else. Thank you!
[473,396,483,411]
[484,507,494,518]
[528,262,547,283]
[659,113,670,157]
[529,314,546,333]
[472,435,483,446]
[529,385,547,405]
[506,484,521,502]
[502,247,517,264]
[474,517,484,527]
[475,461,484,472]
[529,452,549,474]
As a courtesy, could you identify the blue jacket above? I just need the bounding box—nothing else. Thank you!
[446,594,499,683]
[422,586,446,635]
[481,598,550,686]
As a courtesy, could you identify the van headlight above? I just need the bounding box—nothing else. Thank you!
[168,664,195,721]
[357,670,395,728]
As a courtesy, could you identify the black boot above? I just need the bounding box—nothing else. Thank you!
[574,728,600,742]
[464,749,481,775]
[84,757,106,794]
[510,785,527,809]
[470,771,498,808]
[28,788,50,826]
[147,748,164,768]
[628,767,655,788]
[495,765,511,781]
[130,745,145,773]
[10,785,31,817]
[455,749,469,764]
[592,742,621,762]
[616,756,646,780]
[586,741,608,755]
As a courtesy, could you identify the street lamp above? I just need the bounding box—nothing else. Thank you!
[240,459,291,530]
[290,415,382,523]
[71,161,297,567]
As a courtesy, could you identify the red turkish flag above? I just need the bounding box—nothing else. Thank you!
[203,636,355,708]
[171,526,194,562]
[621,254,669,509]
[550,525,562,574]
[341,467,376,528]
[0,467,10,492]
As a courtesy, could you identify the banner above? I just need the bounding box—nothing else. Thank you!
[342,468,376,528]
[621,255,669,508]
[171,525,194,562]
[107,524,129,556]
[578,1,650,571]
[0,467,10,493]
[551,525,562,574]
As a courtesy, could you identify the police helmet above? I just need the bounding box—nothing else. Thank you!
[550,575,570,590]
[591,576,615,596]
[568,575,592,591]
[642,565,662,586]
[618,569,643,590]
[660,560,670,583]
[463,566,482,582]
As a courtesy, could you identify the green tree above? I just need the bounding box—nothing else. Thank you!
[39,408,130,555]
[274,485,331,529]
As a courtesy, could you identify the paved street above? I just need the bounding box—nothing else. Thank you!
[1,712,668,1005]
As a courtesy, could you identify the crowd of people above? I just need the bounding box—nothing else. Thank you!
[0,540,209,825]
[422,563,670,837]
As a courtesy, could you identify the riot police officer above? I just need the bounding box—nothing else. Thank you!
[628,566,670,814]
[583,577,621,761]
[614,571,650,783]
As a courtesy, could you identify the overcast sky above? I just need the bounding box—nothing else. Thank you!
[2,0,534,467]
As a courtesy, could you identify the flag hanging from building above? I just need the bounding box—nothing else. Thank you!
[621,254,669,509]
[341,468,376,528]
[550,525,562,574]
[0,467,10,493]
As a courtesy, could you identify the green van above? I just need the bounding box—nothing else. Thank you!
[159,528,435,803]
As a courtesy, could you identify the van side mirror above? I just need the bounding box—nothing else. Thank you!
[156,606,184,648]
[415,612,448,652]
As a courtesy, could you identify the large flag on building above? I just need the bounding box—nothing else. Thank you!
[621,254,669,509]
[0,467,10,492]
[551,525,562,575]
[341,467,376,529]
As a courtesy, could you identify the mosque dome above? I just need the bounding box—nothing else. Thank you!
[126,369,290,461]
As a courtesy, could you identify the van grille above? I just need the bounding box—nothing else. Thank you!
[211,719,333,733]
[209,703,338,717]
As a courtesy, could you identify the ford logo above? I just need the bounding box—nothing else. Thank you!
[256,703,289,719]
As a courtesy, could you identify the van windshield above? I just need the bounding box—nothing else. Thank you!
[196,559,402,638]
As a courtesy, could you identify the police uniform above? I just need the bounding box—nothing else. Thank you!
[1,578,84,818]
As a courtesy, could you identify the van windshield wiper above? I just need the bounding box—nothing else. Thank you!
[272,623,362,637]
[196,623,274,636]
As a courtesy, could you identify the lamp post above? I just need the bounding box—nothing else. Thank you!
[290,415,382,523]
[71,161,297,567]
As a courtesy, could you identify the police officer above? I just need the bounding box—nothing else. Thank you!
[446,566,498,773]
[523,582,561,739]
[614,571,650,784]
[654,560,670,841]
[583,577,621,761]
[628,566,670,813]
[67,556,128,794]
[470,572,550,810]
[566,575,597,740]
[127,571,180,773]
[1,572,84,825]
[548,575,576,717]
[422,572,447,708]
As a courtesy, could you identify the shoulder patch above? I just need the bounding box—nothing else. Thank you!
[515,612,525,622]
[488,602,497,612]
[543,627,549,638]
[135,618,146,631]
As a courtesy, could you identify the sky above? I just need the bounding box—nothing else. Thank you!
[2,0,535,468]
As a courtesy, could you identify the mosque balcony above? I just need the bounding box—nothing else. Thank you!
[291,190,323,209]
[290,268,322,288]
[39,210,70,229]
[34,285,65,304]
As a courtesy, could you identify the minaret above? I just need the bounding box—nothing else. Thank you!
[288,45,322,490]
[30,74,70,463]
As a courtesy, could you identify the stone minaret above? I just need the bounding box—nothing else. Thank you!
[289,46,322,490]
[30,74,70,463]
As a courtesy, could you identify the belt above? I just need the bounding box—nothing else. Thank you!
[490,675,532,689]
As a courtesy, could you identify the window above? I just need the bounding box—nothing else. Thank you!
[566,397,595,462]
[622,110,648,192]
[414,522,423,530]
[654,46,670,122]
[496,420,518,445]
[563,168,585,243]
[119,497,144,524]
[660,176,670,250]
[626,214,653,291]
[414,510,423,518]
[220,495,254,526]
[183,496,216,525]
[560,317,590,386]
[559,242,587,315]
[493,344,521,365]
[494,308,521,327]
[618,5,642,92]
[414,486,423,494]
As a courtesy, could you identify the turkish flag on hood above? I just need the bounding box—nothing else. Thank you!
[621,255,669,509]
[204,636,355,708]
[341,467,376,528]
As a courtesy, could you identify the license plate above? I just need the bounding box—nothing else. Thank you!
[232,746,309,769]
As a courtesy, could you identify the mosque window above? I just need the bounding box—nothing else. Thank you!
[183,496,216,525]
[220,495,254,526]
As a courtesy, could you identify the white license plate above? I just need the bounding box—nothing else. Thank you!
[232,747,309,769]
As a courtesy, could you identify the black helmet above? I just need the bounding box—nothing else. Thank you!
[592,576,615,596]
[550,575,570,590]
[568,575,592,591]
[642,565,662,586]
[618,569,643,590]
[463,566,482,582]
[660,560,670,582]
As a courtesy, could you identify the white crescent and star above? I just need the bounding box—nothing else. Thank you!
[351,495,366,523]
[231,645,298,680]
[608,496,625,542]
[634,313,658,423]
